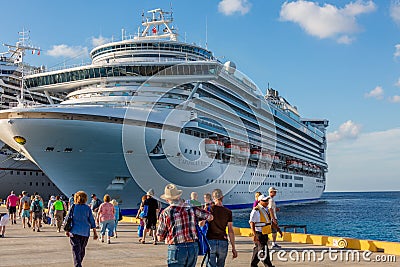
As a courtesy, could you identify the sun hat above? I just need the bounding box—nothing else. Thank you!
[160,184,182,200]
[268,187,277,192]
[146,188,155,197]
[258,194,269,201]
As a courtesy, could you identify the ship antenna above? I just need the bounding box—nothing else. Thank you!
[205,16,208,50]
[3,29,41,106]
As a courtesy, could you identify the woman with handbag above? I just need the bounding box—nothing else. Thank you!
[64,191,98,267]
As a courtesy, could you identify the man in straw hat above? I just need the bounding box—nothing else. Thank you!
[157,184,213,267]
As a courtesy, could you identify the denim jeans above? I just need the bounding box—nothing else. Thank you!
[207,239,228,267]
[99,219,115,237]
[167,242,199,267]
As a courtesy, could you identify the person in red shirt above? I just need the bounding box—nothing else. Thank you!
[6,191,19,225]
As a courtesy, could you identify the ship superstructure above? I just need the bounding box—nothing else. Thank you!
[0,9,328,211]
[0,31,63,199]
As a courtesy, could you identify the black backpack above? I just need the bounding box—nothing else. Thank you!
[32,200,42,213]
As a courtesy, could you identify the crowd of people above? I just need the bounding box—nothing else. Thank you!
[1,185,281,267]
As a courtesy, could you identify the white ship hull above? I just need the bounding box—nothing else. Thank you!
[0,106,324,211]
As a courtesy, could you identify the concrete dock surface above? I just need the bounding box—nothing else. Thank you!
[0,210,398,266]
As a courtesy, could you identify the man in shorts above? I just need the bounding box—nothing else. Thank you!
[0,213,10,238]
[267,187,281,249]
[6,191,19,225]
[141,189,159,244]
[30,195,43,232]
[19,191,31,228]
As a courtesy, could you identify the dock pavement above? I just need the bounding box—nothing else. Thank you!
[0,206,398,266]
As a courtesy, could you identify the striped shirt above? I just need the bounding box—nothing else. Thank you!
[157,201,212,245]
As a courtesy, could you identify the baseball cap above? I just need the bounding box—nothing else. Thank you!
[258,194,269,202]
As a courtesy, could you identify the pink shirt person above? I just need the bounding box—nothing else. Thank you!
[97,202,114,222]
[6,193,19,207]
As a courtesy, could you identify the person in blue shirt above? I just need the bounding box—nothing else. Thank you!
[65,191,98,267]
[111,199,120,238]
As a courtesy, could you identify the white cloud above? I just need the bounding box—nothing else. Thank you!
[365,86,384,99]
[388,95,400,103]
[91,36,110,47]
[218,0,251,16]
[390,0,400,24]
[47,44,88,58]
[395,44,400,58]
[327,128,400,191]
[279,0,376,44]
[327,120,362,142]
[337,35,354,44]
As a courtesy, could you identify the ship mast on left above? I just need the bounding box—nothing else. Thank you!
[3,29,41,106]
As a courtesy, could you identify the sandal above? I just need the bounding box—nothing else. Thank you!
[141,240,145,244]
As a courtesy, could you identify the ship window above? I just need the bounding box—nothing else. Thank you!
[48,182,51,186]
[17,171,20,175]
[36,172,38,176]
[45,147,54,152]
[194,151,197,155]
[189,150,192,154]
[30,172,32,176]
[64,148,73,153]
[184,149,187,153]
[24,172,26,175]
[10,171,13,175]
[36,182,38,186]
[42,182,44,186]
[30,182,32,186]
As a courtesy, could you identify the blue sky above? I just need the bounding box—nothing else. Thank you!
[1,0,399,191]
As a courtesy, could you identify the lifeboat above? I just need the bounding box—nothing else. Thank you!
[224,144,240,156]
[250,149,261,160]
[311,164,317,173]
[297,162,303,169]
[205,139,218,153]
[239,146,250,158]
[216,141,224,152]
[260,152,272,162]
[303,162,309,171]
[273,155,280,164]
[287,160,297,168]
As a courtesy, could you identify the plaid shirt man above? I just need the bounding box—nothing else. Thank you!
[157,200,212,245]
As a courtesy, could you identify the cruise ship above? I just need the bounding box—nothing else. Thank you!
[0,33,63,200]
[0,9,328,211]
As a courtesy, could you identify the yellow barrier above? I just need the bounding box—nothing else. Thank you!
[120,216,400,256]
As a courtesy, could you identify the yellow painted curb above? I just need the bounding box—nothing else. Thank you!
[120,216,400,256]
